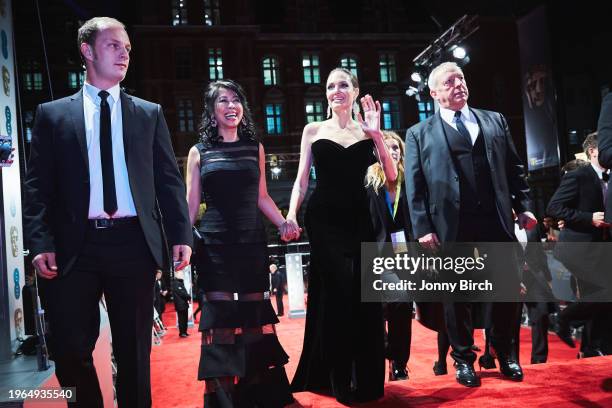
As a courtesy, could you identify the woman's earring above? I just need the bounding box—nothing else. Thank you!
[211,118,217,127]
[327,105,332,119]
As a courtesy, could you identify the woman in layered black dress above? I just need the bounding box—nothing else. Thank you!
[186,80,298,407]
[287,68,397,404]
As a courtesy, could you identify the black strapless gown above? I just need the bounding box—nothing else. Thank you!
[194,139,293,407]
[291,139,385,403]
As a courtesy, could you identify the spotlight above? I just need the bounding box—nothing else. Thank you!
[452,46,467,60]
[271,167,281,175]
[411,72,423,83]
[406,86,419,97]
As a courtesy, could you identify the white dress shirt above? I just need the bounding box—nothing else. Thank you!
[83,82,136,219]
[439,104,480,145]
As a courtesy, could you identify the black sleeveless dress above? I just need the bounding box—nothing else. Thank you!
[291,138,385,403]
[194,139,293,407]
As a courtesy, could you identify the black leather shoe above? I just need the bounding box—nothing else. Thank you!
[455,363,481,387]
[498,359,523,381]
[530,358,546,364]
[179,333,188,338]
[580,348,605,358]
[433,361,447,376]
[389,361,409,381]
[478,353,496,370]
[554,319,576,348]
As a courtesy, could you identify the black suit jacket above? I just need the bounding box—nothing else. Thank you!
[24,90,192,276]
[547,165,606,243]
[547,165,609,282]
[367,185,412,245]
[596,93,612,222]
[404,109,531,242]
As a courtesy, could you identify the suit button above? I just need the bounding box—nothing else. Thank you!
[455,199,460,204]
[454,176,459,181]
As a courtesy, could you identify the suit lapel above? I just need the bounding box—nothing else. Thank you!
[587,165,605,209]
[470,108,494,165]
[68,90,88,173]
[431,113,454,163]
[120,91,135,169]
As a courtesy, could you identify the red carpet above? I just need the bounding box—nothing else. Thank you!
[151,299,612,407]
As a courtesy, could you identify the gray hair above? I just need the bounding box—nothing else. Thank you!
[428,61,463,90]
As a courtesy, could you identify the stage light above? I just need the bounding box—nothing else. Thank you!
[271,167,281,175]
[406,86,419,97]
[411,72,423,83]
[452,46,467,60]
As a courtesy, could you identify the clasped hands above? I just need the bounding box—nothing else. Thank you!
[280,219,302,242]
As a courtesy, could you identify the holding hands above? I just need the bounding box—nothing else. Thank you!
[280,219,302,242]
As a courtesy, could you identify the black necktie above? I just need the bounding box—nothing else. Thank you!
[454,110,472,144]
[99,90,118,217]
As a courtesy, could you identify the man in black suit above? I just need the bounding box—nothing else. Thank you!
[405,62,536,387]
[547,133,611,357]
[597,93,612,220]
[23,17,192,408]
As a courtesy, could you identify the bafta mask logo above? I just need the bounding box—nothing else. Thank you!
[2,65,9,97]
[5,106,11,136]
[1,31,8,60]
[13,268,21,299]
[10,226,18,257]
[14,308,23,339]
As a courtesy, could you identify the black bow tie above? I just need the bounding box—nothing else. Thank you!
[603,173,609,183]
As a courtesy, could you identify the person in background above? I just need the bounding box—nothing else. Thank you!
[365,130,412,381]
[172,269,191,338]
[270,263,285,317]
[153,270,168,320]
[547,132,611,358]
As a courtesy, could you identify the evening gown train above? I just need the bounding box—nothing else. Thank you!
[194,139,293,407]
[291,138,385,403]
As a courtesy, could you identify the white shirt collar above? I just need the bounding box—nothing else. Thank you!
[590,162,609,180]
[439,104,471,124]
[83,82,121,106]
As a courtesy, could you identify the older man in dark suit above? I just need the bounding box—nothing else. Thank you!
[24,17,191,408]
[405,62,536,387]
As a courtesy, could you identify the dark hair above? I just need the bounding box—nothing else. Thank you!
[327,67,359,88]
[561,158,589,174]
[77,17,125,65]
[198,80,258,147]
[582,131,598,158]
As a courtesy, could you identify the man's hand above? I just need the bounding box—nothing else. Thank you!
[592,212,611,228]
[172,245,192,271]
[32,252,58,279]
[418,233,440,251]
[517,211,538,230]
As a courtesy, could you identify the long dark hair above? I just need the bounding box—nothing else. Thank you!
[198,79,258,147]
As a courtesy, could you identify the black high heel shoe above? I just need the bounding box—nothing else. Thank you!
[389,361,409,381]
[433,360,448,375]
[478,353,496,370]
